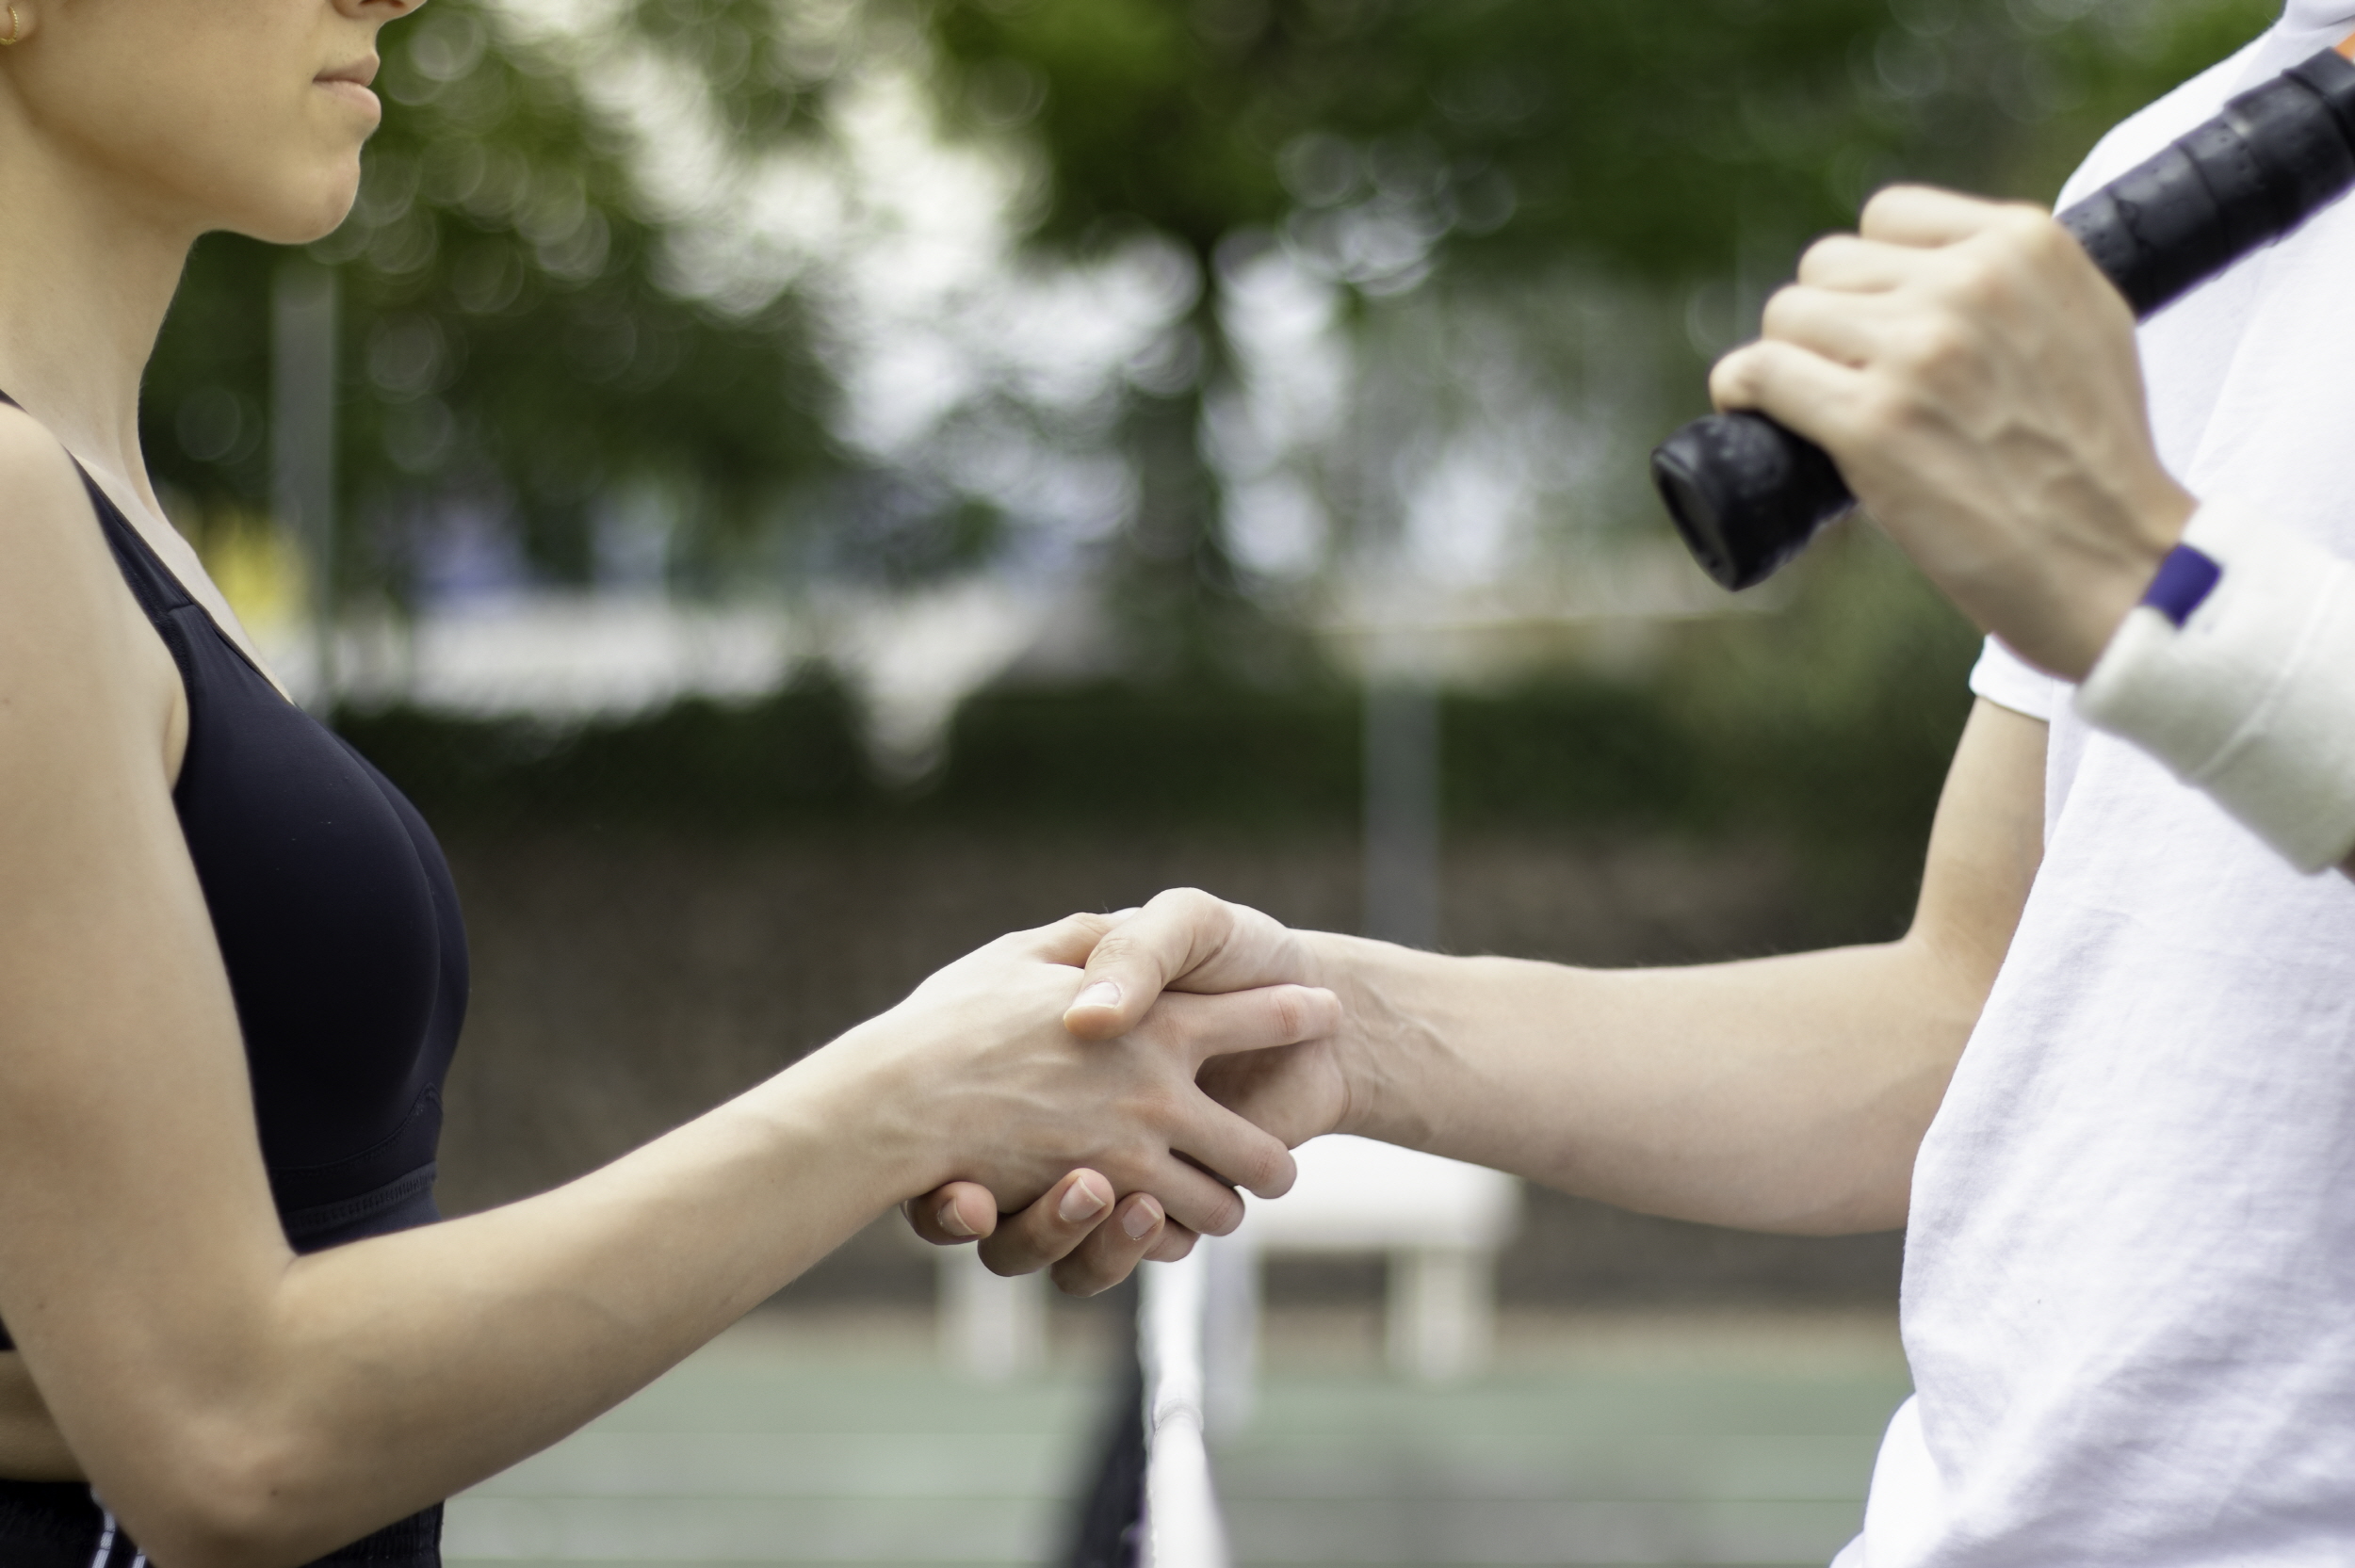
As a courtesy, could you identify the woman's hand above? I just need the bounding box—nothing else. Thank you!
[814,910,1342,1240]
[904,891,1363,1293]
[1710,185,2197,680]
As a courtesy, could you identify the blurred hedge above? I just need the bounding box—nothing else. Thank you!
[342,536,1983,913]
[344,662,1956,837]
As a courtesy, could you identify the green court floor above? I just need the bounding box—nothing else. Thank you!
[445,1310,1909,1568]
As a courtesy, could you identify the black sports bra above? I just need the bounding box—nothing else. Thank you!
[0,401,469,1314]
[0,397,464,1563]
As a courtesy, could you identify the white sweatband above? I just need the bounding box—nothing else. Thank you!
[2075,497,2355,873]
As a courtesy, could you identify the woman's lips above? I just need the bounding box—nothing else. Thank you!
[316,76,382,121]
[316,57,382,121]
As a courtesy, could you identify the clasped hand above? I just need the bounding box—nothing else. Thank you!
[875,891,1343,1298]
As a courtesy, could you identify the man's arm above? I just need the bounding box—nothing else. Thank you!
[930,693,2044,1286]
[1718,187,2355,880]
[1286,696,2044,1234]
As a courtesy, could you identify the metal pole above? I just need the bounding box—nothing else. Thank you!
[1362,679,1439,949]
[272,257,339,711]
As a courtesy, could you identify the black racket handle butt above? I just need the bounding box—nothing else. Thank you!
[1650,412,1853,591]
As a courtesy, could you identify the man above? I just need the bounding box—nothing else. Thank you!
[919,3,2355,1559]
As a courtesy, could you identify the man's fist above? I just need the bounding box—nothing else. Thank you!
[1712,185,2196,680]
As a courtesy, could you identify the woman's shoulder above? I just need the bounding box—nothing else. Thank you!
[0,406,173,701]
[0,405,106,563]
[0,400,88,497]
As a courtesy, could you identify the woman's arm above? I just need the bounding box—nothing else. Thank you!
[0,1357,73,1479]
[0,423,1337,1567]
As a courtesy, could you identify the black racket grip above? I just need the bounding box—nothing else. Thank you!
[1654,44,2355,591]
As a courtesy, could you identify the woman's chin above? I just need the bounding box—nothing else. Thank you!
[232,180,363,249]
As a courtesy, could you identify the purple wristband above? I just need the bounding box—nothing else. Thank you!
[2142,543,2223,627]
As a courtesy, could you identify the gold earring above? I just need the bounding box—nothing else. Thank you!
[0,7,21,46]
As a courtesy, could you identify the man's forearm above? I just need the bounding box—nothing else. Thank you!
[1295,698,2047,1237]
[1303,933,1979,1235]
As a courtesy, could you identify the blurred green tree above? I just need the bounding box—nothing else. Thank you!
[930,0,2277,279]
[140,0,2281,662]
[143,0,839,606]
[908,0,2278,673]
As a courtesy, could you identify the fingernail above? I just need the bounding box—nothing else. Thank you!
[1121,1198,1163,1240]
[936,1199,977,1238]
[1074,982,1121,1010]
[1058,1178,1110,1223]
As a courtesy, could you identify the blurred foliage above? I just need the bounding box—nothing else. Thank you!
[144,0,836,599]
[928,0,2278,278]
[619,0,838,143]
[139,0,2280,612]
[148,0,2278,831]
[916,0,2275,678]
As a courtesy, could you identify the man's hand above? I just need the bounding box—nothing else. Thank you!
[902,1170,1196,1298]
[1064,890,1351,1150]
[1711,185,2197,680]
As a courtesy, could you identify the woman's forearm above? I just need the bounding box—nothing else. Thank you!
[89,1045,922,1568]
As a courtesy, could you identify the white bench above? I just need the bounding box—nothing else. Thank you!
[1197,1136,1520,1428]
[940,1136,1521,1401]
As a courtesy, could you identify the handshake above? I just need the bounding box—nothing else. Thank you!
[801,887,1360,1299]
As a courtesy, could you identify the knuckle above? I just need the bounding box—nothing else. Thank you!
[979,1242,1033,1277]
[1266,986,1309,1041]
[1060,911,1113,943]
[1199,1188,1246,1237]
[1162,885,1234,941]
[1896,315,1969,375]
[1051,1255,1119,1299]
[1242,1143,1288,1196]
[1128,1082,1178,1125]
[1708,348,1758,408]
[1859,185,1908,234]
[1109,1126,1165,1176]
[2004,206,2061,248]
[1758,285,1803,340]
[1843,382,1910,445]
[1085,929,1140,968]
[1941,252,2000,310]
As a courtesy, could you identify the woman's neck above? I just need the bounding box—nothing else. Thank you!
[0,116,199,509]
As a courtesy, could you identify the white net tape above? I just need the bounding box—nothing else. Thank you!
[1138,1250,1230,1568]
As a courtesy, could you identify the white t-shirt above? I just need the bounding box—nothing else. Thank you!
[1836,6,2355,1563]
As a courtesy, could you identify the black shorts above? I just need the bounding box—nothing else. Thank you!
[0,1480,441,1566]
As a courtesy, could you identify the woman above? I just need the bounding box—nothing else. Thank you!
[0,3,1338,1563]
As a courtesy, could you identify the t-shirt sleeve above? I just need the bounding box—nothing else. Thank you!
[1969,637,2061,721]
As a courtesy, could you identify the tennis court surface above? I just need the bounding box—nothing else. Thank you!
[446,1307,1909,1568]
